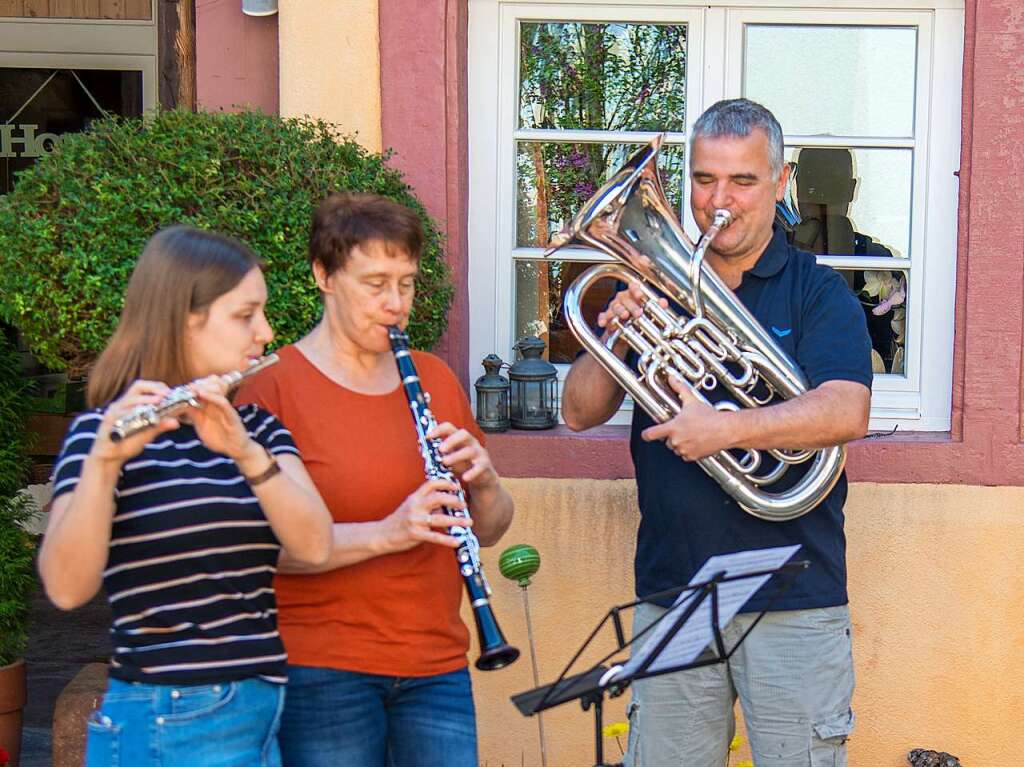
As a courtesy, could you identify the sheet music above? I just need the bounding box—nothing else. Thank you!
[610,545,800,682]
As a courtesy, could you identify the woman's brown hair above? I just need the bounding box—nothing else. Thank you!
[308,192,424,275]
[87,226,262,407]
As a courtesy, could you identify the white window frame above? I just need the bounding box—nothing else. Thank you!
[468,0,964,432]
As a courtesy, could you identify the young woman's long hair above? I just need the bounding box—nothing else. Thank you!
[87,226,262,407]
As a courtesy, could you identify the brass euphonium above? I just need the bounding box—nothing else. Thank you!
[547,136,844,522]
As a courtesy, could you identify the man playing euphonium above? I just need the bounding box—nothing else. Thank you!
[561,99,873,766]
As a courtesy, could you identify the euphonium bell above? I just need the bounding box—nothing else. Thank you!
[547,136,845,522]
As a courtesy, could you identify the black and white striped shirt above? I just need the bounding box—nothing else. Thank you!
[52,404,299,685]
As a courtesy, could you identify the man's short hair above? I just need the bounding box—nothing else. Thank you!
[691,99,785,179]
[309,192,424,274]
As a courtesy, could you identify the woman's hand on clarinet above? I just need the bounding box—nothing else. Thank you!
[188,376,254,461]
[379,478,470,554]
[94,380,177,464]
[429,422,499,491]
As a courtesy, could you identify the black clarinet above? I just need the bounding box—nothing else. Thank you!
[388,327,520,671]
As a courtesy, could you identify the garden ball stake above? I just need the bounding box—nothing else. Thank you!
[499,544,547,767]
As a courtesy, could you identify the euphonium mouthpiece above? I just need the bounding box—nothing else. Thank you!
[712,209,733,229]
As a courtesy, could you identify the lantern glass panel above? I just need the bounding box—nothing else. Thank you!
[509,378,558,429]
[476,387,510,432]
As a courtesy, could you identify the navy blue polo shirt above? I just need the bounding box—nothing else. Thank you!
[627,226,873,611]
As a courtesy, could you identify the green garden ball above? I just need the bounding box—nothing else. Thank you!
[499,544,540,587]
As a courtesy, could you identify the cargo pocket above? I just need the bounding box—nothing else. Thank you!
[811,709,855,767]
[85,710,121,767]
[623,697,640,767]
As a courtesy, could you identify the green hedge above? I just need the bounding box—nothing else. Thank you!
[0,333,37,666]
[0,109,453,374]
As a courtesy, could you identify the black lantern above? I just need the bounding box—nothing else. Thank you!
[474,354,510,433]
[508,336,558,430]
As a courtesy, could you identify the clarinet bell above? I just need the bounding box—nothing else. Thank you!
[473,603,520,671]
[476,637,520,671]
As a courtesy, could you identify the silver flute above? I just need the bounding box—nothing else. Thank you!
[109,354,279,443]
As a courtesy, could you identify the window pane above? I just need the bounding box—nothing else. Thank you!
[519,22,688,132]
[0,68,143,194]
[744,25,917,138]
[786,146,912,259]
[515,259,619,364]
[516,259,910,375]
[516,141,686,248]
[836,267,908,376]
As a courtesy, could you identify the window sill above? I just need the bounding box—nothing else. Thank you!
[488,425,965,483]
[487,424,635,479]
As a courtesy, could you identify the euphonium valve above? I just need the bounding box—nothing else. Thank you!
[547,136,845,522]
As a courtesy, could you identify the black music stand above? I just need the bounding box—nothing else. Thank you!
[511,551,808,767]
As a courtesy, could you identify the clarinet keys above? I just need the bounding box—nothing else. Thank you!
[387,326,519,672]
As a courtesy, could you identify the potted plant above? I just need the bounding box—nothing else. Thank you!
[0,332,38,767]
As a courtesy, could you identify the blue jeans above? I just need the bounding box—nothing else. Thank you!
[85,676,285,767]
[279,665,478,767]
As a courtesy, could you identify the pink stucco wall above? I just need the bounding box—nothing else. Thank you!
[196,0,279,113]
[379,0,470,387]
[850,0,1023,486]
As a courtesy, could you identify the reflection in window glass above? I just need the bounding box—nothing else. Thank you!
[744,25,917,138]
[835,268,907,375]
[517,141,686,248]
[519,22,687,132]
[515,259,618,364]
[0,68,143,194]
[787,146,912,259]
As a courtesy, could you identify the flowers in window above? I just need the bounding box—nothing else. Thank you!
[861,270,907,374]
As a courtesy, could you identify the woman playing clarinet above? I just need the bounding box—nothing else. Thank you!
[236,192,515,767]
[39,226,333,766]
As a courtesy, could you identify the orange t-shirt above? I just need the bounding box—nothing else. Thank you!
[236,344,484,677]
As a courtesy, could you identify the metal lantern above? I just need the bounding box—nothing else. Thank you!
[508,336,558,430]
[474,354,510,433]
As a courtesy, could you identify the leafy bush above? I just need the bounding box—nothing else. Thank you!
[0,109,453,375]
[0,333,37,666]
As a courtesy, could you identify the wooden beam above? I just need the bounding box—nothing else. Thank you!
[51,0,75,17]
[21,0,48,17]
[100,0,124,18]
[0,0,145,18]
[158,0,195,110]
[0,0,26,17]
[124,0,149,19]
[175,0,195,107]
[74,0,100,16]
